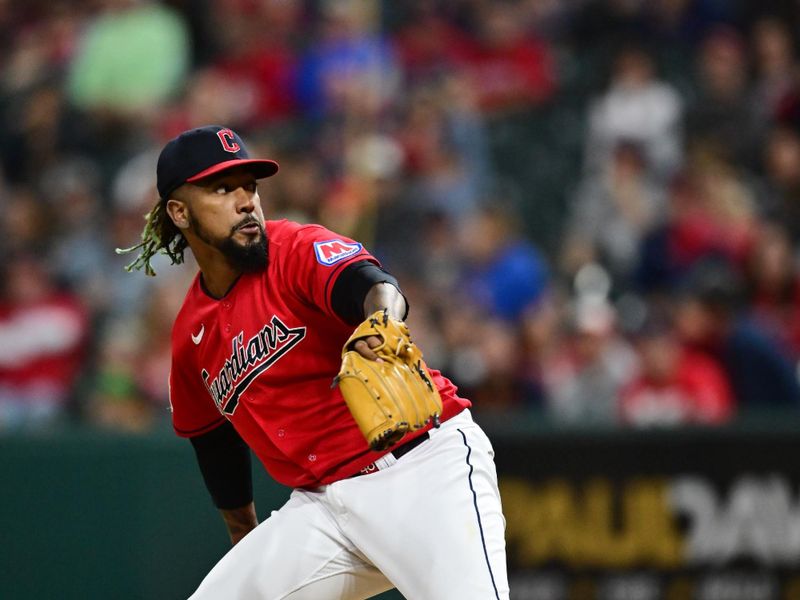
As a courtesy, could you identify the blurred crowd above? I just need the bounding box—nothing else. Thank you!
[2,0,800,433]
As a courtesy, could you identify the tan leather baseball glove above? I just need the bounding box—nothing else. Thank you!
[335,309,442,451]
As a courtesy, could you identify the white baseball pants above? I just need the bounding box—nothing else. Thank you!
[189,409,509,600]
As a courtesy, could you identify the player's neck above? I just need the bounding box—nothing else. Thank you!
[196,259,242,299]
[199,268,242,299]
[186,237,243,298]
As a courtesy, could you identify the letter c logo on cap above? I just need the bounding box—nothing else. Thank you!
[217,128,241,153]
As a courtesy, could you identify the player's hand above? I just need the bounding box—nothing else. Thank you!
[352,335,383,361]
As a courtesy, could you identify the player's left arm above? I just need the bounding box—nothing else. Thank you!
[331,261,408,360]
[330,260,407,323]
[335,271,443,450]
[363,282,406,321]
[355,282,407,360]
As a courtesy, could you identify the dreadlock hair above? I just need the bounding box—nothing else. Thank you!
[116,198,188,276]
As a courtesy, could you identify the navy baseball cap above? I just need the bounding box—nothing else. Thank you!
[156,125,279,199]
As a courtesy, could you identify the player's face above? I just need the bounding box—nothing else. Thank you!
[183,169,268,271]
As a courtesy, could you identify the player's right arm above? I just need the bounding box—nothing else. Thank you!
[219,503,258,546]
[170,312,258,546]
[190,421,257,545]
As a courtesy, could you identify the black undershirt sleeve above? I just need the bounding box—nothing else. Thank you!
[190,421,253,510]
[331,260,408,325]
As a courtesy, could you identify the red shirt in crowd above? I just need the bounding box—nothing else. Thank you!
[459,37,556,113]
[750,278,800,360]
[620,349,734,426]
[0,292,87,406]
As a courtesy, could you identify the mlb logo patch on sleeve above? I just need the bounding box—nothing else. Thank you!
[313,239,363,266]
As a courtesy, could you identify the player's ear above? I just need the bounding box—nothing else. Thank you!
[166,197,190,230]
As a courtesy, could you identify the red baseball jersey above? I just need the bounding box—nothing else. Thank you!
[169,220,469,488]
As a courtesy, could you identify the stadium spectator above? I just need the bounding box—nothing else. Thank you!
[584,45,684,180]
[0,84,84,186]
[758,125,800,243]
[392,1,477,85]
[458,204,549,323]
[86,319,152,432]
[743,222,800,361]
[674,260,800,409]
[67,0,190,115]
[456,1,557,114]
[396,82,490,225]
[0,253,88,429]
[562,140,666,288]
[160,68,248,134]
[1,2,82,95]
[453,316,522,413]
[543,296,638,425]
[262,150,327,224]
[88,261,194,431]
[636,157,757,292]
[3,187,49,254]
[750,17,797,127]
[620,309,734,426]
[518,293,565,411]
[296,0,400,120]
[684,26,760,167]
[43,158,109,310]
[202,0,302,127]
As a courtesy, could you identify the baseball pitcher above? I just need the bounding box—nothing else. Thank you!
[119,126,509,599]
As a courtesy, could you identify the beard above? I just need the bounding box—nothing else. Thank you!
[193,215,269,273]
[220,231,268,272]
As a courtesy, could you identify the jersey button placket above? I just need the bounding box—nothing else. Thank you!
[221,301,233,334]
